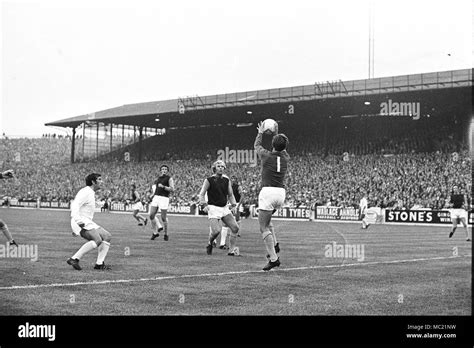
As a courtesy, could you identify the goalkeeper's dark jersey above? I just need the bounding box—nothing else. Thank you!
[254,133,289,188]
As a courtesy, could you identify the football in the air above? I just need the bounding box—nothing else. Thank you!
[262,118,278,134]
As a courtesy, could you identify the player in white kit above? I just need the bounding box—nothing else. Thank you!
[67,173,112,271]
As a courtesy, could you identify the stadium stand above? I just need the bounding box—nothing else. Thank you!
[1,117,471,211]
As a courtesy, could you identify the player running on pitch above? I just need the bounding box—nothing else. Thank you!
[448,185,471,241]
[130,183,148,226]
[359,192,368,229]
[0,169,18,247]
[199,160,240,256]
[150,164,174,241]
[254,121,290,271]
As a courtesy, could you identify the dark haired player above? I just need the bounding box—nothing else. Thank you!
[67,173,112,271]
[150,164,174,241]
[199,160,240,255]
[254,121,290,271]
[448,185,471,241]
[0,169,18,246]
[130,183,147,226]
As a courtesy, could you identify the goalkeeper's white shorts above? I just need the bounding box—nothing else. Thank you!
[258,187,285,211]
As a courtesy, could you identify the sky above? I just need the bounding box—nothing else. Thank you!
[1,0,472,137]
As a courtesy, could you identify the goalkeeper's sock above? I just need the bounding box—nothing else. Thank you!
[72,240,97,260]
[262,231,277,262]
[269,225,277,246]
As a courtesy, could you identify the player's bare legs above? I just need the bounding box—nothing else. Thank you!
[449,218,457,238]
[219,226,229,248]
[459,217,470,241]
[95,228,112,268]
[220,210,240,248]
[208,225,218,247]
[207,218,222,254]
[149,206,159,232]
[235,210,241,237]
[268,221,279,250]
[0,219,17,246]
[68,227,111,270]
[449,216,470,241]
[258,210,279,267]
[0,171,17,246]
[221,213,239,255]
[132,209,146,225]
[149,206,163,239]
[160,209,169,240]
[449,217,467,239]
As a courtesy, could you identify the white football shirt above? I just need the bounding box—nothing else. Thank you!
[71,186,96,225]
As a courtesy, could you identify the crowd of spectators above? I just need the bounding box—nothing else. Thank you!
[1,121,471,211]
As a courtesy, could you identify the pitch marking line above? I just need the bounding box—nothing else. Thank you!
[0,254,471,290]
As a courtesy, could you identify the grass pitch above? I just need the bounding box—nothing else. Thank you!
[0,208,471,315]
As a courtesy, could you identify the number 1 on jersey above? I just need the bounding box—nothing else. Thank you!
[277,156,281,172]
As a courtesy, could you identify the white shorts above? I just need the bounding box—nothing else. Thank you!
[70,218,100,236]
[131,202,144,211]
[449,209,467,220]
[208,205,231,220]
[150,195,169,210]
[258,187,286,211]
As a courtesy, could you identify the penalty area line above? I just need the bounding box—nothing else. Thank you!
[0,254,470,291]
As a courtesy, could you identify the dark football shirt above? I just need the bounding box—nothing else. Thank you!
[450,194,465,209]
[131,190,138,202]
[207,175,230,207]
[154,175,171,197]
[254,133,289,188]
